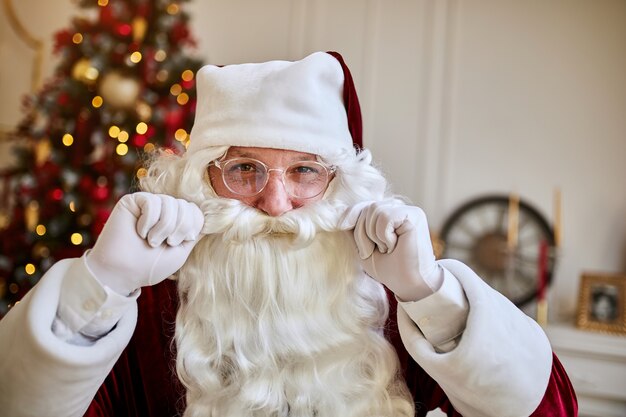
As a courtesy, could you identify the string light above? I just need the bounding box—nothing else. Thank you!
[72,33,83,44]
[177,93,189,105]
[174,128,188,142]
[170,84,182,96]
[84,67,99,83]
[97,0,109,6]
[167,3,180,15]
[69,201,76,212]
[35,225,46,236]
[181,70,194,81]
[136,122,148,134]
[108,125,120,138]
[116,143,129,156]
[92,96,103,108]
[117,130,129,143]
[70,233,83,245]
[136,168,148,179]
[62,133,74,146]
[25,264,36,275]
[130,52,142,63]
[144,143,155,153]
[155,50,167,62]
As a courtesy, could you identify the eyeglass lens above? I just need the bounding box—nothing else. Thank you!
[221,158,330,198]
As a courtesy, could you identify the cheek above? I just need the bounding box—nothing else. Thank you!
[208,167,257,205]
[208,167,234,198]
[303,194,324,204]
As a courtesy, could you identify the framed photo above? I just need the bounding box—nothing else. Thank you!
[576,272,626,335]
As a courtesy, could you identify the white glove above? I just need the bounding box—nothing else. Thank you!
[342,200,444,301]
[85,192,204,295]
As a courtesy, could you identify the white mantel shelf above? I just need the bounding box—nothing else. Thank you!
[545,322,626,417]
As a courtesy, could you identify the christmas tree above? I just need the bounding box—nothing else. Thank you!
[0,0,203,316]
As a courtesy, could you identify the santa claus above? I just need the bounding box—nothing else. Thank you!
[0,52,576,417]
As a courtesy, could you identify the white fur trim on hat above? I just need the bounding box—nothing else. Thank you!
[187,52,354,159]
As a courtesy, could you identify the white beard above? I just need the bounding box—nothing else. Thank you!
[139,146,415,416]
[174,199,414,417]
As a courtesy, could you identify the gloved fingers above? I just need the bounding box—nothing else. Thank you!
[353,211,376,259]
[339,201,373,230]
[117,193,142,218]
[134,193,163,240]
[394,207,422,237]
[341,200,410,259]
[166,199,204,246]
[146,195,178,247]
[362,204,390,254]
[377,209,407,253]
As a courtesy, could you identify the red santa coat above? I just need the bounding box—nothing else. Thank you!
[0,52,577,417]
[84,278,577,417]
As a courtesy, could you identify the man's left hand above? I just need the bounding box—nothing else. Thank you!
[342,200,443,301]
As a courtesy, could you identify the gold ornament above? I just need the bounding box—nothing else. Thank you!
[135,100,152,121]
[0,212,10,230]
[72,57,99,85]
[34,138,51,166]
[98,71,141,110]
[132,17,148,43]
[24,201,39,232]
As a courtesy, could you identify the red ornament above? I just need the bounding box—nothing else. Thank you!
[132,133,148,147]
[116,23,133,37]
[171,23,196,47]
[92,185,110,202]
[181,79,195,90]
[164,107,184,129]
[53,30,73,53]
[50,188,64,201]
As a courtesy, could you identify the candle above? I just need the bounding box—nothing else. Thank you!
[536,239,549,326]
[537,240,548,302]
[554,187,562,248]
[507,193,519,250]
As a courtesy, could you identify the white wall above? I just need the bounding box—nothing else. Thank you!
[1,0,625,321]
[445,1,626,317]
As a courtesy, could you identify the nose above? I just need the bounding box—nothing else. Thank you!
[254,173,294,217]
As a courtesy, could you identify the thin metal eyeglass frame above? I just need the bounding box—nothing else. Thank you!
[209,157,336,199]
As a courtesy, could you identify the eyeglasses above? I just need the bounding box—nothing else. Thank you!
[210,157,336,199]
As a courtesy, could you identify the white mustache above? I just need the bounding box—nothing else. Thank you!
[198,198,354,247]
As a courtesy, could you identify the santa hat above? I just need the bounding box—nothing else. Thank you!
[187,51,363,159]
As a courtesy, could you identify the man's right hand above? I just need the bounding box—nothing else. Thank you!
[85,192,204,295]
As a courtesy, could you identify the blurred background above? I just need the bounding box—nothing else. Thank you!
[0,1,625,416]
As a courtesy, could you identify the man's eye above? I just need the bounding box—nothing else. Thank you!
[290,164,319,174]
[230,163,257,173]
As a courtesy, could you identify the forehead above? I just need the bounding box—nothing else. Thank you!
[225,146,318,163]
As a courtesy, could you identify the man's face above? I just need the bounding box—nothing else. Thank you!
[207,146,329,217]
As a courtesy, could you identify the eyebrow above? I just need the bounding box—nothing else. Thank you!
[228,150,317,163]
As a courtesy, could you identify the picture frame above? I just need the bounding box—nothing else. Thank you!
[576,272,626,335]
